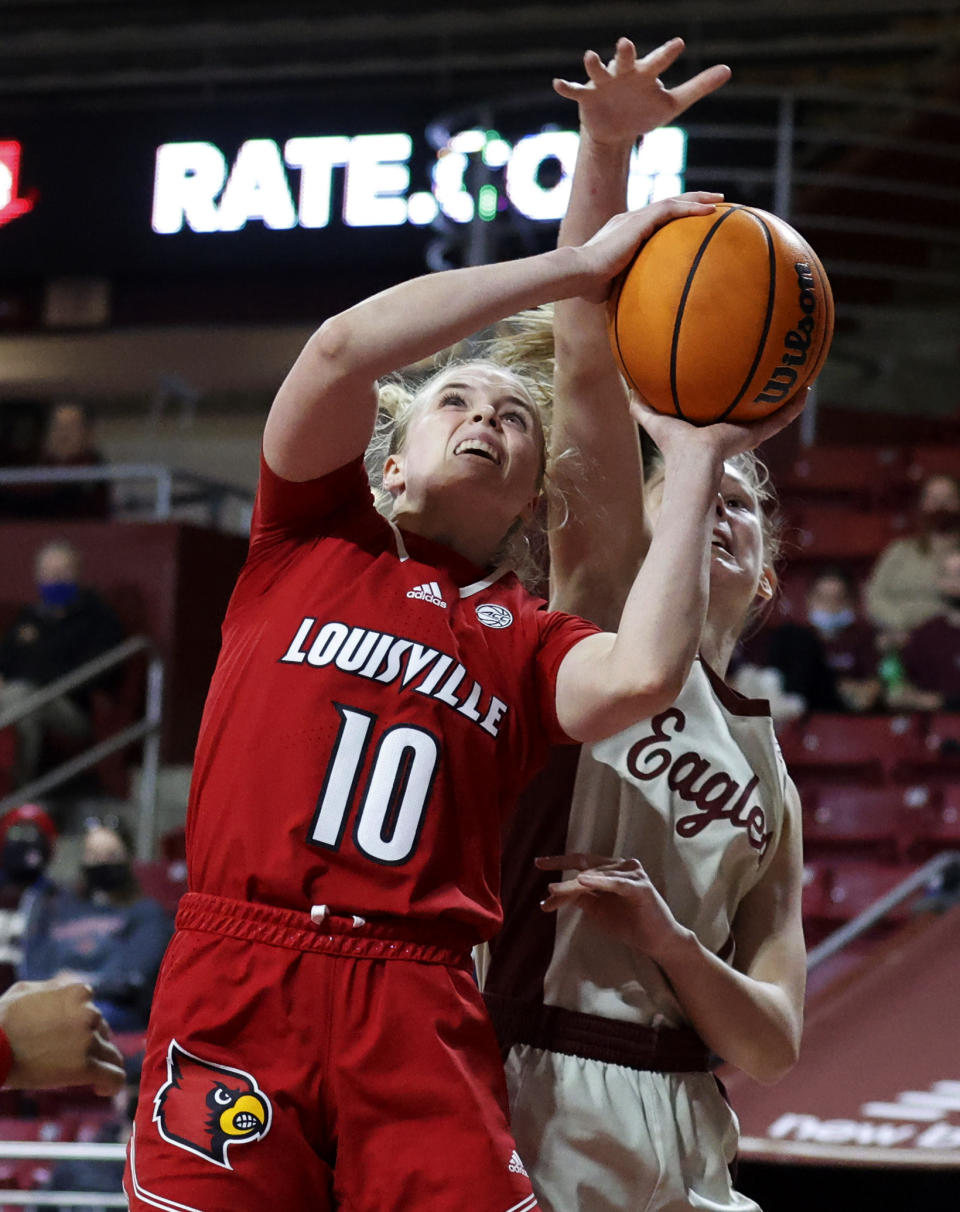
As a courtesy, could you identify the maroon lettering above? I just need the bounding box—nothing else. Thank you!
[623,709,772,860]
[626,708,685,781]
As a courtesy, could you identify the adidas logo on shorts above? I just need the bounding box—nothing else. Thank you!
[508,1150,528,1177]
[407,581,447,608]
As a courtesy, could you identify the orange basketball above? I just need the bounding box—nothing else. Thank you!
[607,203,834,424]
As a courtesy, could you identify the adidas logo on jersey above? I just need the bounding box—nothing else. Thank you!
[407,581,447,607]
[507,1150,528,1177]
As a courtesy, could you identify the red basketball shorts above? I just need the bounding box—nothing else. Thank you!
[124,893,539,1212]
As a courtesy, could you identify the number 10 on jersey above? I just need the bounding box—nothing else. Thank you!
[308,704,441,865]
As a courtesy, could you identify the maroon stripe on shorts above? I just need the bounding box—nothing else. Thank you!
[485,991,713,1073]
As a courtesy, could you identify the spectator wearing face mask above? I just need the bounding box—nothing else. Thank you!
[866,473,960,641]
[0,539,125,788]
[899,550,960,711]
[0,803,59,992]
[19,817,172,1031]
[805,568,883,712]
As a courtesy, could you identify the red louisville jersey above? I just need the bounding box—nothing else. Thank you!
[185,455,598,944]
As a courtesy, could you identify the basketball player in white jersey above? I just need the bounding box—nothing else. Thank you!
[481,39,807,1211]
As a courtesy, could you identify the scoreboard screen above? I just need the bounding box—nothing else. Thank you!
[0,99,686,323]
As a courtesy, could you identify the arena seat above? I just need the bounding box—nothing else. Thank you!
[134,857,187,915]
[896,712,960,785]
[784,506,905,563]
[906,444,960,484]
[778,713,923,785]
[911,784,960,858]
[818,859,914,925]
[780,444,908,507]
[802,785,924,861]
[0,583,149,799]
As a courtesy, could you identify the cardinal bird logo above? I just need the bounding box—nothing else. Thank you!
[153,1040,272,1168]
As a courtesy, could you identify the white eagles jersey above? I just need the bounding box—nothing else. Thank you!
[539,658,789,1028]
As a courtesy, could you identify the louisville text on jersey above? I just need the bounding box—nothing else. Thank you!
[624,706,772,859]
[280,617,508,737]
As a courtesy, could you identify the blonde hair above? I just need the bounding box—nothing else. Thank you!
[364,353,553,588]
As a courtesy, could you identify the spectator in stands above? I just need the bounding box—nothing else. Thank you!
[733,610,841,716]
[19,816,172,1032]
[0,803,58,993]
[806,567,883,711]
[0,401,110,520]
[0,539,125,788]
[866,473,960,639]
[899,549,960,710]
[0,975,125,1093]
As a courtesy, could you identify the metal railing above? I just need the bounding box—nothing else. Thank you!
[0,1140,126,1207]
[806,850,960,971]
[0,636,164,862]
[0,464,253,532]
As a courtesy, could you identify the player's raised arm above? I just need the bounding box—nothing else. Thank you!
[554,393,806,743]
[263,210,665,484]
[550,38,730,626]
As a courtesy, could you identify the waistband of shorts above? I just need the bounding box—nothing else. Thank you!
[175,892,473,968]
[483,991,713,1073]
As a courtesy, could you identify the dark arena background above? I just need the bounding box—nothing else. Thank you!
[0,3,959,1209]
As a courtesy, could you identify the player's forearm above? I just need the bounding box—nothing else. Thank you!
[556,445,720,740]
[559,130,633,251]
[654,929,802,1085]
[550,134,646,618]
[306,245,590,389]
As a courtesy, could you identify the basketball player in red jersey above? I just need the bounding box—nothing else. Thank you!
[481,39,808,1211]
[124,171,802,1207]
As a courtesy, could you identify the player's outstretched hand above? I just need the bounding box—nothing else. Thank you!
[0,976,126,1095]
[554,36,731,146]
[574,193,723,303]
[630,388,809,464]
[536,853,687,962]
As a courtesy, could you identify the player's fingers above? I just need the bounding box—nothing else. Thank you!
[611,36,637,74]
[540,884,595,912]
[669,64,733,114]
[638,36,686,76]
[578,869,646,893]
[535,852,617,871]
[553,78,589,101]
[55,976,95,999]
[87,1056,126,1097]
[90,1027,124,1066]
[583,49,608,85]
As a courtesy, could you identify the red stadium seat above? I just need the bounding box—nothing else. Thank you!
[801,858,835,947]
[779,713,924,785]
[819,859,914,924]
[780,444,908,507]
[784,506,906,563]
[134,858,187,915]
[897,713,960,785]
[906,445,960,485]
[911,784,960,858]
[802,785,928,861]
[0,1117,68,1142]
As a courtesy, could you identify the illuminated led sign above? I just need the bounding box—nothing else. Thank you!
[0,141,36,229]
[152,127,686,235]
